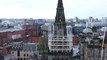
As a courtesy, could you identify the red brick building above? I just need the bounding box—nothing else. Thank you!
[0,29,25,55]
[23,19,41,43]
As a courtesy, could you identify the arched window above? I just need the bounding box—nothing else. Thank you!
[27,54,29,57]
[61,58,64,60]
[23,54,25,57]
[94,48,101,58]
[17,50,20,57]
[52,58,55,60]
[20,58,23,60]
[57,58,59,60]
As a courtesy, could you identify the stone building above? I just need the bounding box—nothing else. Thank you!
[10,42,38,60]
[80,27,107,60]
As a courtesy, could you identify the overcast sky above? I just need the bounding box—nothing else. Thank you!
[0,0,107,19]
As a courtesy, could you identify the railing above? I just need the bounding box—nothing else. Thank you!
[49,36,72,41]
[51,49,70,51]
[51,43,69,45]
[48,36,73,52]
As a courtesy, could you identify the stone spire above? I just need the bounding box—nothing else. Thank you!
[57,0,63,8]
[54,0,66,36]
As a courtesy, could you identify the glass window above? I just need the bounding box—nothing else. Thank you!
[94,48,101,58]
[17,50,20,57]
[27,54,29,57]
[23,54,25,57]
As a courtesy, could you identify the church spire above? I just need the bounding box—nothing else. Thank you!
[57,0,63,8]
[55,0,65,23]
[54,0,66,36]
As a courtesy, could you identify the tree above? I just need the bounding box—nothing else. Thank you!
[37,37,48,54]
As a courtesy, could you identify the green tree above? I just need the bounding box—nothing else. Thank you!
[37,37,48,54]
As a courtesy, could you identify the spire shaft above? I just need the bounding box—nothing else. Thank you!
[57,0,63,8]
[54,0,66,36]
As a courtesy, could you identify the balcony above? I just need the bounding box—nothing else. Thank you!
[49,36,72,41]
[52,43,69,45]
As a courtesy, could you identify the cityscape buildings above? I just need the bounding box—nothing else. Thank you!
[0,0,107,60]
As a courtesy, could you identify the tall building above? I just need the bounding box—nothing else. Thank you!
[48,0,73,55]
[54,0,66,36]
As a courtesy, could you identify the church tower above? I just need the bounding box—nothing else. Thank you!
[54,0,66,36]
[48,0,73,55]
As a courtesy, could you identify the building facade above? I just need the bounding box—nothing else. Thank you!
[80,31,107,60]
[23,19,42,43]
[10,42,38,60]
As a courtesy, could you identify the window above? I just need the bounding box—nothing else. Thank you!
[12,51,14,54]
[52,58,55,60]
[24,58,26,60]
[20,58,23,60]
[23,54,25,57]
[94,48,101,58]
[88,48,94,58]
[27,54,29,57]
[88,48,92,58]
[17,50,20,57]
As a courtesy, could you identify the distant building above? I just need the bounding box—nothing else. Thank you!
[0,25,24,56]
[86,17,107,28]
[35,19,46,25]
[10,42,38,60]
[41,23,50,37]
[73,17,79,23]
[72,26,84,35]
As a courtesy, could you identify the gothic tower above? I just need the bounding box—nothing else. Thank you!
[54,0,67,36]
[48,0,73,56]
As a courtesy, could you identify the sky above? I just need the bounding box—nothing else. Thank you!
[0,0,107,19]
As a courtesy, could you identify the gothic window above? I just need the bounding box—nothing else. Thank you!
[27,54,29,57]
[61,58,64,60]
[68,28,71,34]
[20,58,23,60]
[57,58,59,60]
[54,26,58,35]
[24,58,26,60]
[58,28,63,35]
[88,49,91,57]
[88,48,94,58]
[91,48,94,58]
[17,50,20,57]
[94,48,101,58]
[59,19,62,22]
[52,58,55,60]
[23,54,25,57]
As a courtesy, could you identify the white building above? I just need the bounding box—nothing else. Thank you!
[48,24,73,53]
